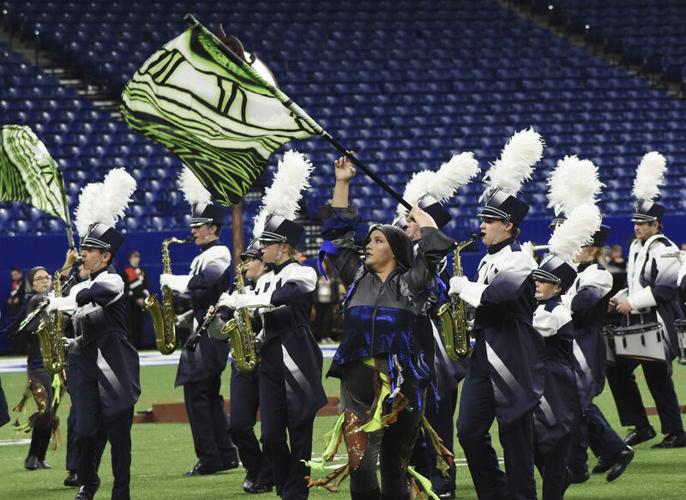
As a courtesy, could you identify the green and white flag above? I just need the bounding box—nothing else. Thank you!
[0,125,69,223]
[121,23,322,206]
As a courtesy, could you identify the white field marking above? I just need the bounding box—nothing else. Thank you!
[0,438,32,446]
[0,345,340,373]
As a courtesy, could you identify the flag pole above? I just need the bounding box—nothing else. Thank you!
[56,169,75,249]
[184,14,412,211]
[232,202,244,272]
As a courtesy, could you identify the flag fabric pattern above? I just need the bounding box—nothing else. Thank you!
[0,125,69,221]
[121,24,320,206]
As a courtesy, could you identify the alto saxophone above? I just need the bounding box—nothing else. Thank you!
[145,236,192,355]
[221,261,258,372]
[35,268,68,375]
[437,234,481,361]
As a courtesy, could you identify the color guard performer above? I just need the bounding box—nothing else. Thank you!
[449,129,545,500]
[309,154,453,500]
[159,168,239,475]
[607,152,686,448]
[47,168,141,500]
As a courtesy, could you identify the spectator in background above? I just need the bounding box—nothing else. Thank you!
[7,267,25,317]
[121,250,150,349]
[313,259,341,342]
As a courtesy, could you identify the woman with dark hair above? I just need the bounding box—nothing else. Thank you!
[311,156,454,500]
[15,265,55,471]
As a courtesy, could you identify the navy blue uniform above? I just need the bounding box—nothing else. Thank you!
[17,292,56,464]
[532,297,580,500]
[173,241,236,471]
[68,267,140,500]
[607,234,684,436]
[562,262,627,474]
[456,238,544,500]
[249,258,326,499]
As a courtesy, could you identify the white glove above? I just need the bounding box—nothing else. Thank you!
[233,292,273,310]
[47,296,76,313]
[449,276,470,296]
[217,292,238,310]
[63,337,80,353]
[160,273,190,293]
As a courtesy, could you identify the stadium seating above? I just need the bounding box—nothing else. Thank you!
[1,0,686,243]
[552,0,686,86]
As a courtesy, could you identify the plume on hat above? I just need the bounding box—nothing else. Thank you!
[396,152,479,216]
[547,155,604,216]
[548,203,601,263]
[179,166,212,207]
[252,150,313,238]
[480,128,544,201]
[396,170,435,217]
[74,168,136,237]
[632,151,667,202]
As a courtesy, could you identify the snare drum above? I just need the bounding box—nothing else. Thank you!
[601,325,615,364]
[611,322,666,363]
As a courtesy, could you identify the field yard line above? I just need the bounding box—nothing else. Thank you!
[0,345,340,373]
[0,438,31,446]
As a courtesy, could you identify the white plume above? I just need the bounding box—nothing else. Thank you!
[547,155,604,215]
[632,151,667,202]
[396,170,434,216]
[428,152,480,203]
[179,166,212,207]
[481,128,544,201]
[396,152,479,216]
[74,168,136,237]
[252,150,313,238]
[548,203,601,263]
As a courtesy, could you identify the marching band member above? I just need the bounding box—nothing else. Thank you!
[449,129,545,500]
[61,254,91,488]
[220,240,274,493]
[564,226,634,482]
[544,154,633,481]
[220,151,326,499]
[159,168,238,475]
[531,203,600,500]
[607,152,686,448]
[14,265,55,471]
[47,169,140,500]
[310,154,453,500]
[394,152,480,499]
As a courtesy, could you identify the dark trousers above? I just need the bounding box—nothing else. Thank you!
[66,402,80,471]
[229,364,273,485]
[66,352,80,472]
[183,374,236,467]
[259,341,314,500]
[457,367,537,500]
[568,403,626,473]
[313,302,335,341]
[75,373,133,500]
[535,433,571,500]
[126,301,145,350]
[27,368,54,461]
[606,357,683,434]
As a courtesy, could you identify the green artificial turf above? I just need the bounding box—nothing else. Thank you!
[1,355,685,498]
